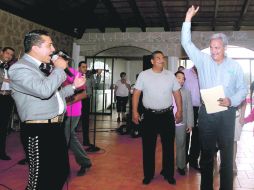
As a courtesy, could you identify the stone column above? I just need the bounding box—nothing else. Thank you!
[72,42,80,69]
[167,56,179,73]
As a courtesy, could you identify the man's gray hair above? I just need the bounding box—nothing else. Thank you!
[210,33,228,47]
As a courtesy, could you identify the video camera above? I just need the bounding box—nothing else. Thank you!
[85,69,109,79]
[86,69,98,78]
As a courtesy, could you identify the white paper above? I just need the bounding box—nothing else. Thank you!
[200,85,228,114]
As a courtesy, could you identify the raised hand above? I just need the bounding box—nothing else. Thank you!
[185,5,199,22]
[73,74,86,89]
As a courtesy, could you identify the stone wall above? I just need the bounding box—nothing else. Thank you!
[75,30,254,58]
[0,10,73,57]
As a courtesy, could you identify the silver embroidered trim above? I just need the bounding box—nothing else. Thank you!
[26,136,39,190]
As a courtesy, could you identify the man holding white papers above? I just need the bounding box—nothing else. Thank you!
[181,5,247,190]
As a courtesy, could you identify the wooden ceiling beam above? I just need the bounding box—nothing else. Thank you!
[234,0,252,30]
[155,0,171,31]
[212,0,220,31]
[128,0,146,32]
[101,0,126,32]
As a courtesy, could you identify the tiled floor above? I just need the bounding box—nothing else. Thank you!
[0,113,254,190]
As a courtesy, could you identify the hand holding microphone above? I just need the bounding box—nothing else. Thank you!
[51,51,73,77]
[51,55,67,69]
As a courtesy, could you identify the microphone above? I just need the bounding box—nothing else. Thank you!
[64,68,74,77]
[51,51,73,77]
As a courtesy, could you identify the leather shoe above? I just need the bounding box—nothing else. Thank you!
[77,163,92,176]
[166,177,176,185]
[160,171,176,185]
[177,168,186,176]
[83,143,93,147]
[0,154,11,160]
[142,177,152,185]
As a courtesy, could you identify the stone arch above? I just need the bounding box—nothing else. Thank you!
[93,45,152,57]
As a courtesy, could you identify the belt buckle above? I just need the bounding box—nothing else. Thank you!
[50,114,64,123]
[58,114,64,122]
[0,90,7,95]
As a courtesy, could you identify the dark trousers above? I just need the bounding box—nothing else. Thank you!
[199,105,235,190]
[116,96,128,113]
[141,110,175,179]
[0,95,13,156]
[186,106,200,164]
[21,122,69,190]
[81,97,91,145]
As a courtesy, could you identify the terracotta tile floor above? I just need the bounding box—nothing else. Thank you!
[0,113,254,190]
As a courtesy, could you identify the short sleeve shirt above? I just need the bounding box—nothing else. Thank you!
[115,79,130,97]
[134,68,180,109]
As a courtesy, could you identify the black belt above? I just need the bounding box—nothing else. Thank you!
[145,106,173,114]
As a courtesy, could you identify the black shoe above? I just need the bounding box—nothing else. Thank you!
[77,163,92,176]
[0,154,11,160]
[83,143,93,147]
[77,166,86,176]
[18,158,28,165]
[142,177,152,185]
[166,177,176,185]
[160,171,176,185]
[177,168,186,176]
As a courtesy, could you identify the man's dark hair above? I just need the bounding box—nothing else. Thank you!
[174,70,185,77]
[78,61,87,67]
[24,30,50,53]
[120,72,126,78]
[178,65,185,71]
[151,50,164,59]
[1,47,15,53]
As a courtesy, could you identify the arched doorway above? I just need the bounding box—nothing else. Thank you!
[85,46,151,115]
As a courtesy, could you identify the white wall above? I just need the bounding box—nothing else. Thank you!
[113,58,143,85]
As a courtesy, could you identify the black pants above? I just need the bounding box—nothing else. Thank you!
[199,105,235,190]
[116,96,128,113]
[186,106,200,164]
[0,95,13,156]
[21,122,69,190]
[141,110,175,179]
[81,97,91,145]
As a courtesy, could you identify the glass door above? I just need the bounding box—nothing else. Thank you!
[86,57,114,115]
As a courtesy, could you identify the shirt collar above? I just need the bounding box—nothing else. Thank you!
[25,54,42,67]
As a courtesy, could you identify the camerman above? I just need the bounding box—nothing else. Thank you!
[78,61,101,146]
[0,47,15,160]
